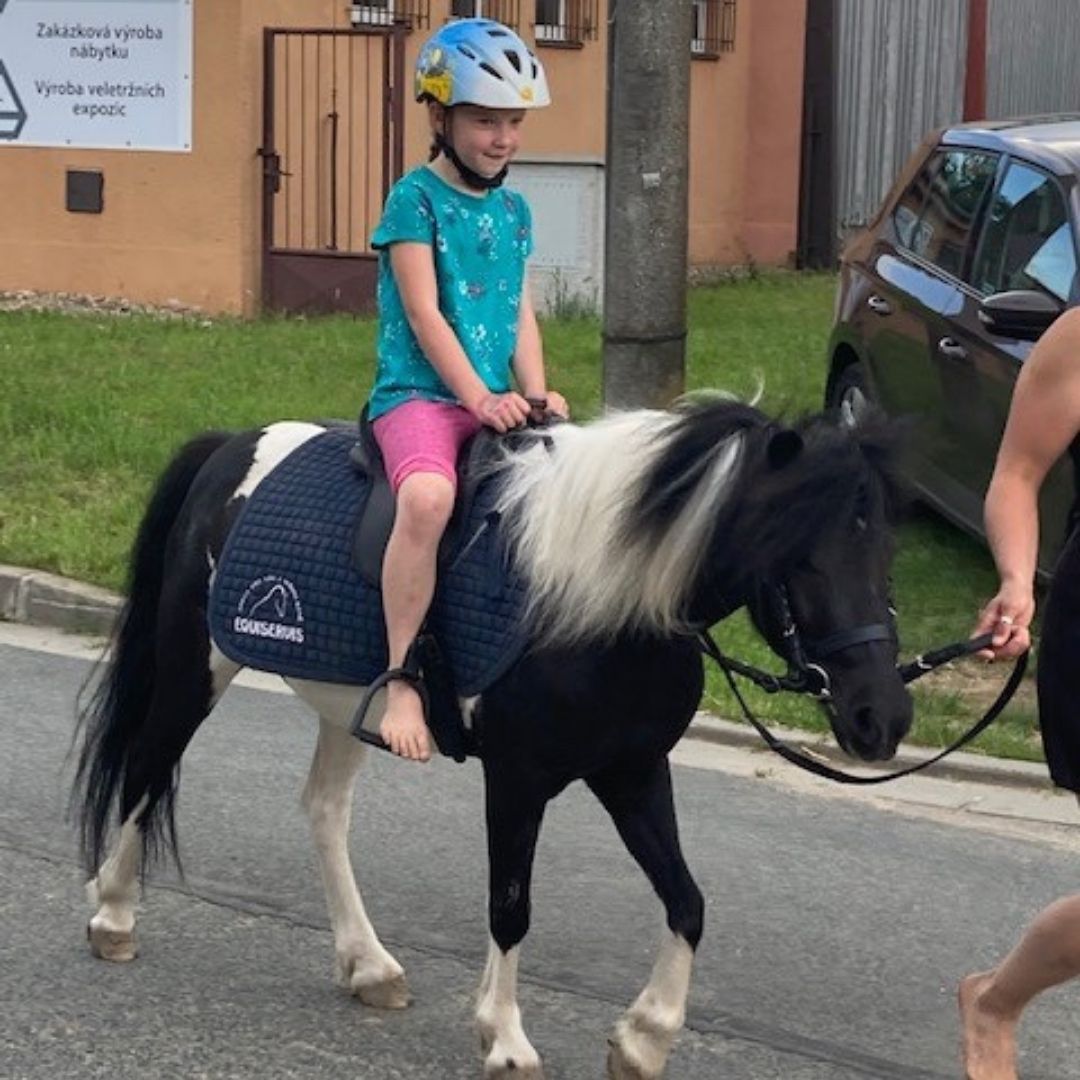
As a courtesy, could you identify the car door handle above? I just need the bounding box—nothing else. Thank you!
[867,295,892,316]
[937,337,969,362]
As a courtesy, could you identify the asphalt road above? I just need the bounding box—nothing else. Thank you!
[2,631,1079,1079]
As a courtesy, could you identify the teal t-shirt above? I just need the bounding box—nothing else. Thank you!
[367,166,534,420]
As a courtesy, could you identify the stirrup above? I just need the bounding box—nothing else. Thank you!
[349,643,430,751]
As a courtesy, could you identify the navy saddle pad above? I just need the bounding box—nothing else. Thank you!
[208,428,530,696]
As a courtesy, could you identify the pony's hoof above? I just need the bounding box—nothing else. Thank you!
[354,972,411,1010]
[87,922,138,962]
[484,1057,545,1079]
[606,1035,662,1080]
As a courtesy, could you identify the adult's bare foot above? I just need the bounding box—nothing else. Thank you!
[959,971,1019,1080]
[380,682,431,762]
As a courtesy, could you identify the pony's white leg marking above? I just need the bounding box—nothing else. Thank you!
[287,678,375,731]
[608,931,694,1079]
[302,717,409,1009]
[86,803,145,962]
[476,939,543,1078]
[208,642,241,705]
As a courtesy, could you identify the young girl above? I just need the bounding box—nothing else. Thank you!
[367,18,567,763]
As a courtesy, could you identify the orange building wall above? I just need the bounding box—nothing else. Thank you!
[741,0,807,266]
[0,1,806,314]
[688,31,751,265]
[688,0,807,268]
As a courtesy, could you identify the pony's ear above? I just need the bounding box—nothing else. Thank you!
[767,428,803,470]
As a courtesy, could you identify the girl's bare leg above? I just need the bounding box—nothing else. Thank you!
[379,472,454,761]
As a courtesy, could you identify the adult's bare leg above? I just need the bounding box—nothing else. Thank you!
[959,893,1080,1080]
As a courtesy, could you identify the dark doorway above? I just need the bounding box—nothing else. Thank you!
[797,0,835,269]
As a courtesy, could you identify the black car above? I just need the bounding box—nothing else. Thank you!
[825,116,1080,573]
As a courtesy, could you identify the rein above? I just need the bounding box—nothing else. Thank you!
[697,627,1029,785]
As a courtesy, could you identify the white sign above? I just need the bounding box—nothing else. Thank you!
[0,0,192,151]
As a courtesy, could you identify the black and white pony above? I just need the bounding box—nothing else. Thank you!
[73,397,911,1079]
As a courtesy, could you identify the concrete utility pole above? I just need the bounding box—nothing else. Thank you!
[602,0,693,409]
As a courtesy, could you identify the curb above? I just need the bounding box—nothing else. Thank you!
[0,564,1052,792]
[684,713,1052,793]
[0,563,121,638]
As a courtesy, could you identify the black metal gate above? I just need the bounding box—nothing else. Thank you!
[260,26,406,315]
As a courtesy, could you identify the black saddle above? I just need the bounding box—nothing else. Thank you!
[347,405,506,588]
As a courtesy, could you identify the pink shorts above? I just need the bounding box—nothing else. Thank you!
[371,399,482,493]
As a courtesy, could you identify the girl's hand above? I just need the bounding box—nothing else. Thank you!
[973,582,1035,660]
[472,391,531,433]
[545,390,569,419]
[523,391,569,425]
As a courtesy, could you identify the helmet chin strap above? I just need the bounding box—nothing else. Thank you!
[434,131,508,191]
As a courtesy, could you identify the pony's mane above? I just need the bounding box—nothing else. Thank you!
[494,398,901,647]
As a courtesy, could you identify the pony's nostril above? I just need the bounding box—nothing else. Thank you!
[854,705,875,736]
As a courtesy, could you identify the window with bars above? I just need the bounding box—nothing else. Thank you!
[348,0,430,30]
[534,0,599,44]
[449,0,520,29]
[691,0,737,58]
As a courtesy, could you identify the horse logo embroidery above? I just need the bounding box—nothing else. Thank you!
[234,575,305,644]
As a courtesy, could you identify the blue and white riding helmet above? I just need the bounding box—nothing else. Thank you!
[415,18,551,110]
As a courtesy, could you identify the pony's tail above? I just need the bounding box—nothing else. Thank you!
[72,431,232,877]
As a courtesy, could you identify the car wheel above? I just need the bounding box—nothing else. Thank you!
[830,361,872,422]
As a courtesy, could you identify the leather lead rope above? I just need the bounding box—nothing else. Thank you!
[698,630,1029,785]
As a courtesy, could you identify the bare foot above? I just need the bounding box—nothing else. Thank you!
[379,682,431,762]
[959,972,1019,1080]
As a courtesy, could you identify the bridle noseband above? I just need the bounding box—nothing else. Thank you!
[710,582,896,702]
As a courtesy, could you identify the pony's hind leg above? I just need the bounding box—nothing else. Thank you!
[476,762,547,1079]
[587,759,703,1080]
[302,717,409,1009]
[86,809,143,961]
[85,633,238,962]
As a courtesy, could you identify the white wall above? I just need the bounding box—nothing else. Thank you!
[510,157,605,316]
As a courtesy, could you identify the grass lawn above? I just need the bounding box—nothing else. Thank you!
[0,273,1039,759]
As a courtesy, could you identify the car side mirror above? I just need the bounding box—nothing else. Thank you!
[978,289,1064,341]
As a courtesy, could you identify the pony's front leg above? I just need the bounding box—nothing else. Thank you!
[476,763,547,1079]
[87,808,143,961]
[302,717,408,1008]
[587,759,703,1080]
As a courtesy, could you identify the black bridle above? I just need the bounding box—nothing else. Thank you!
[698,583,1029,785]
[706,583,898,700]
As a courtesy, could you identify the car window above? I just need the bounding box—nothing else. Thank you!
[903,149,998,278]
[891,154,940,249]
[971,161,1077,302]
